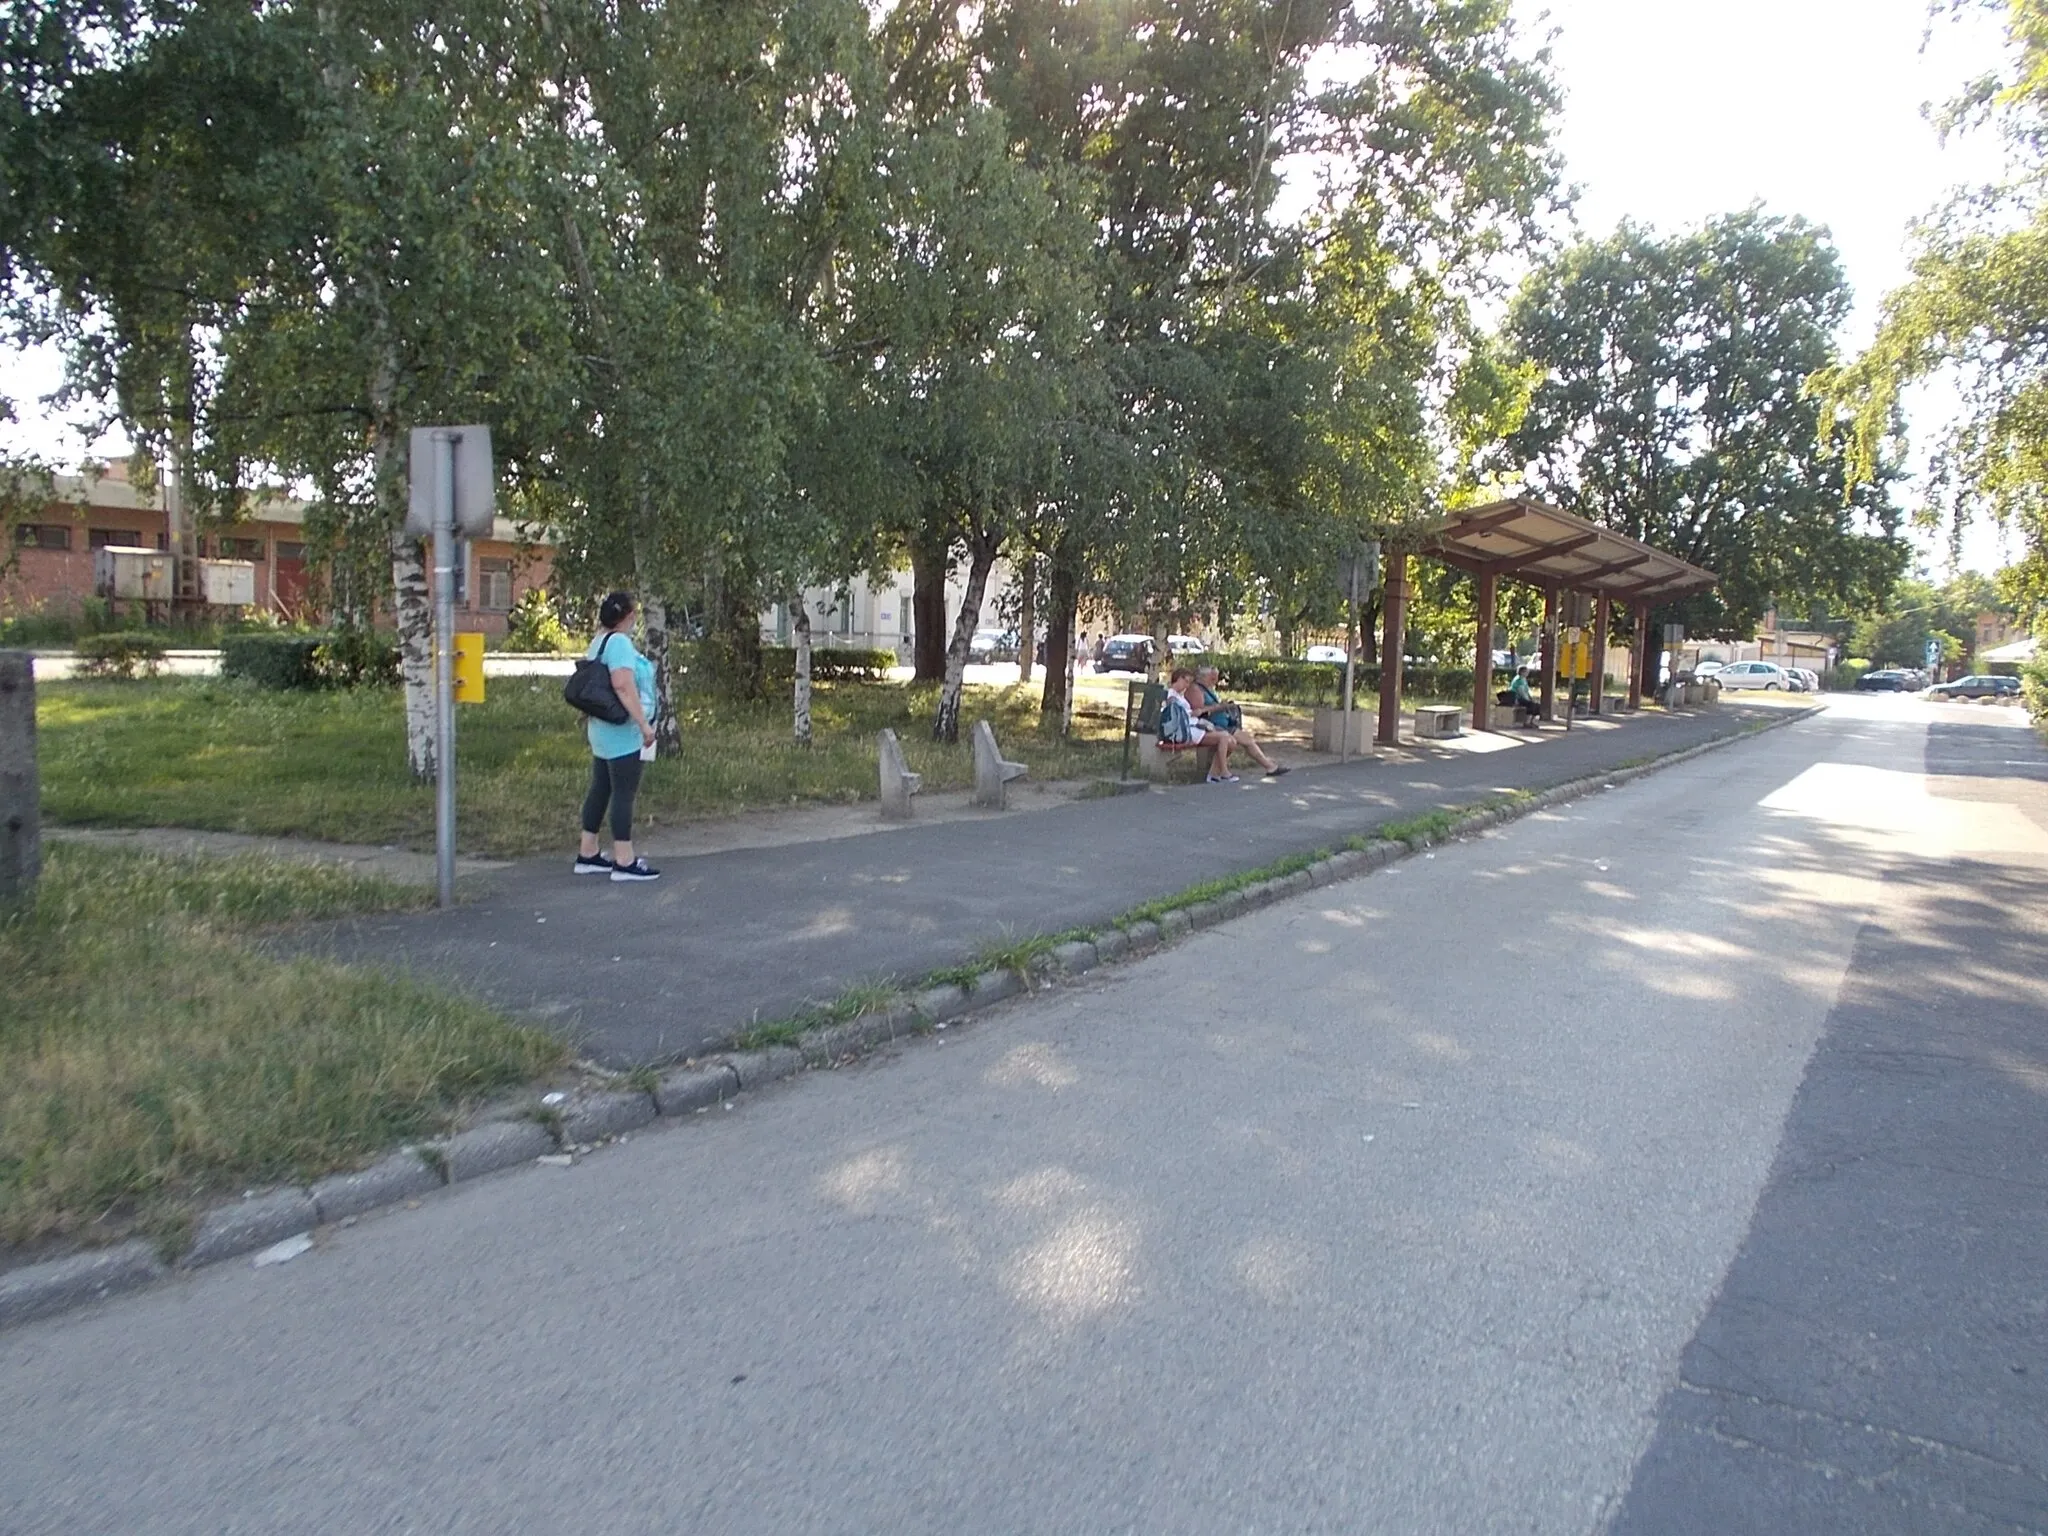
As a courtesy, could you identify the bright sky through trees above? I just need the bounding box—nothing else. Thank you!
[1516,0,2013,571]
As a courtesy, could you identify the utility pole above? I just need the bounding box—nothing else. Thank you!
[407,427,495,908]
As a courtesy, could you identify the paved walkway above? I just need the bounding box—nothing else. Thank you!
[297,703,1795,1066]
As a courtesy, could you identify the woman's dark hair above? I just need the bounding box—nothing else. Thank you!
[598,591,636,629]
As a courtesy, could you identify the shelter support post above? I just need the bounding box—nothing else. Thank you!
[1376,548,1408,747]
[1539,587,1558,722]
[1592,595,1610,714]
[1472,571,1498,734]
[1628,602,1648,711]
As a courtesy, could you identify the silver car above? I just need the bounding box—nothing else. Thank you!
[1714,661,1790,691]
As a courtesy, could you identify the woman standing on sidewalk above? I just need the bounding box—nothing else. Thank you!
[573,591,662,882]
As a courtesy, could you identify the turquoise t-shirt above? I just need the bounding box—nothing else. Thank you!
[585,631,657,760]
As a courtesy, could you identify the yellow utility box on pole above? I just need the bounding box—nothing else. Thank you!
[1560,627,1591,681]
[454,632,486,704]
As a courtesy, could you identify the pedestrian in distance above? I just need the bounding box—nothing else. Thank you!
[574,590,662,882]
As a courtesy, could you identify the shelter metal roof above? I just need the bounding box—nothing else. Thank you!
[1425,497,1717,603]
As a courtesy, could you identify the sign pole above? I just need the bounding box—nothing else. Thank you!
[432,432,458,909]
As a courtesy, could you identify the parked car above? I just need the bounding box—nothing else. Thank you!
[1855,668,1916,692]
[1930,673,2021,700]
[968,628,1018,663]
[1693,660,1726,679]
[1301,644,1348,664]
[1095,633,1157,673]
[1793,667,1822,692]
[1167,634,1207,656]
[1776,666,1814,692]
[1713,660,1789,691]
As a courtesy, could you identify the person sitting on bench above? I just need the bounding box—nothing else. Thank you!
[1158,671,1237,781]
[1496,668,1543,727]
[1190,665,1290,777]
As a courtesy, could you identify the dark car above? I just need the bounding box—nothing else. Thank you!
[1929,673,2021,700]
[1855,669,1916,692]
[1094,633,1156,674]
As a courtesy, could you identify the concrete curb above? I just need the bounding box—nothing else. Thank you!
[0,706,1814,1332]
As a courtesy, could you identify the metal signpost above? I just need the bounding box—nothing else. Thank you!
[1335,540,1380,764]
[406,426,495,908]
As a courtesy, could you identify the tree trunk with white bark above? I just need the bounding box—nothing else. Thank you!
[791,593,813,747]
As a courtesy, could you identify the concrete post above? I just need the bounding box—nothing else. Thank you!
[1539,587,1558,721]
[1627,601,1648,711]
[1375,548,1408,747]
[0,651,39,904]
[1472,571,1498,734]
[1592,594,1611,714]
[877,729,922,820]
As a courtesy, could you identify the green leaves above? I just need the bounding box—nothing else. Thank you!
[1505,212,1906,636]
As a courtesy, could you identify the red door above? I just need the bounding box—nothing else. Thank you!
[273,542,308,618]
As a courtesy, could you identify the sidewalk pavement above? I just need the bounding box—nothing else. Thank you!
[299,703,1793,1067]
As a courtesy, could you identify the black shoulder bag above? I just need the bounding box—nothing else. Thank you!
[563,635,631,724]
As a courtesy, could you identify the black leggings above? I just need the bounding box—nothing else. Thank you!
[581,752,645,843]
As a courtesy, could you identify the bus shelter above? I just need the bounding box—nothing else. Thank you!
[1374,498,1718,742]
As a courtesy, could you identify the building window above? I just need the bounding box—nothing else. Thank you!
[89,528,144,550]
[834,585,857,636]
[275,541,306,561]
[14,524,72,550]
[217,536,264,560]
[478,557,512,612]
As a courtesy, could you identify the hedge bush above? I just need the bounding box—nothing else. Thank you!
[74,632,169,679]
[2022,656,2048,725]
[1202,653,1490,705]
[222,632,327,689]
[313,628,400,688]
[761,645,897,684]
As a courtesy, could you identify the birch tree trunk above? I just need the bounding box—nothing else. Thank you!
[791,593,813,747]
[1148,611,1170,683]
[933,530,999,743]
[640,594,682,754]
[390,528,437,781]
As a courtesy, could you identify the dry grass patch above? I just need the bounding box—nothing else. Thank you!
[0,844,563,1257]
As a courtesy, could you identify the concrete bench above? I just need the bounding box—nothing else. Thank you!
[1413,704,1462,740]
[1133,731,1221,782]
[971,719,1028,809]
[877,728,923,820]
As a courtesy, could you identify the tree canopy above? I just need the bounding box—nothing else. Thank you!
[1500,212,1907,640]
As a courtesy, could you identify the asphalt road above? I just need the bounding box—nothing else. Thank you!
[3,695,2041,1533]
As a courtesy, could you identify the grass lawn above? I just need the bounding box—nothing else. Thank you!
[38,676,1133,856]
[0,843,564,1257]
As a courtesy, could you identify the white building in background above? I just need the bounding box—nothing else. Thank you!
[761,560,1019,661]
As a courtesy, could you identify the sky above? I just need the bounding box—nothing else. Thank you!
[0,0,2025,574]
[1513,0,2018,574]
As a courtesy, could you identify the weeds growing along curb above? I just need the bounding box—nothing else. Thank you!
[0,705,1818,1331]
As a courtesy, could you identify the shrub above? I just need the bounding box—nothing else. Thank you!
[1201,653,1483,705]
[761,644,897,683]
[74,632,169,679]
[221,632,326,690]
[504,589,576,654]
[1827,659,1871,691]
[313,627,399,688]
[2022,655,2048,724]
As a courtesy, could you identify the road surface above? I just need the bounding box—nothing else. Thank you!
[3,694,2042,1533]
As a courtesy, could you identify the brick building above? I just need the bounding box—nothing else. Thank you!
[4,464,551,637]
